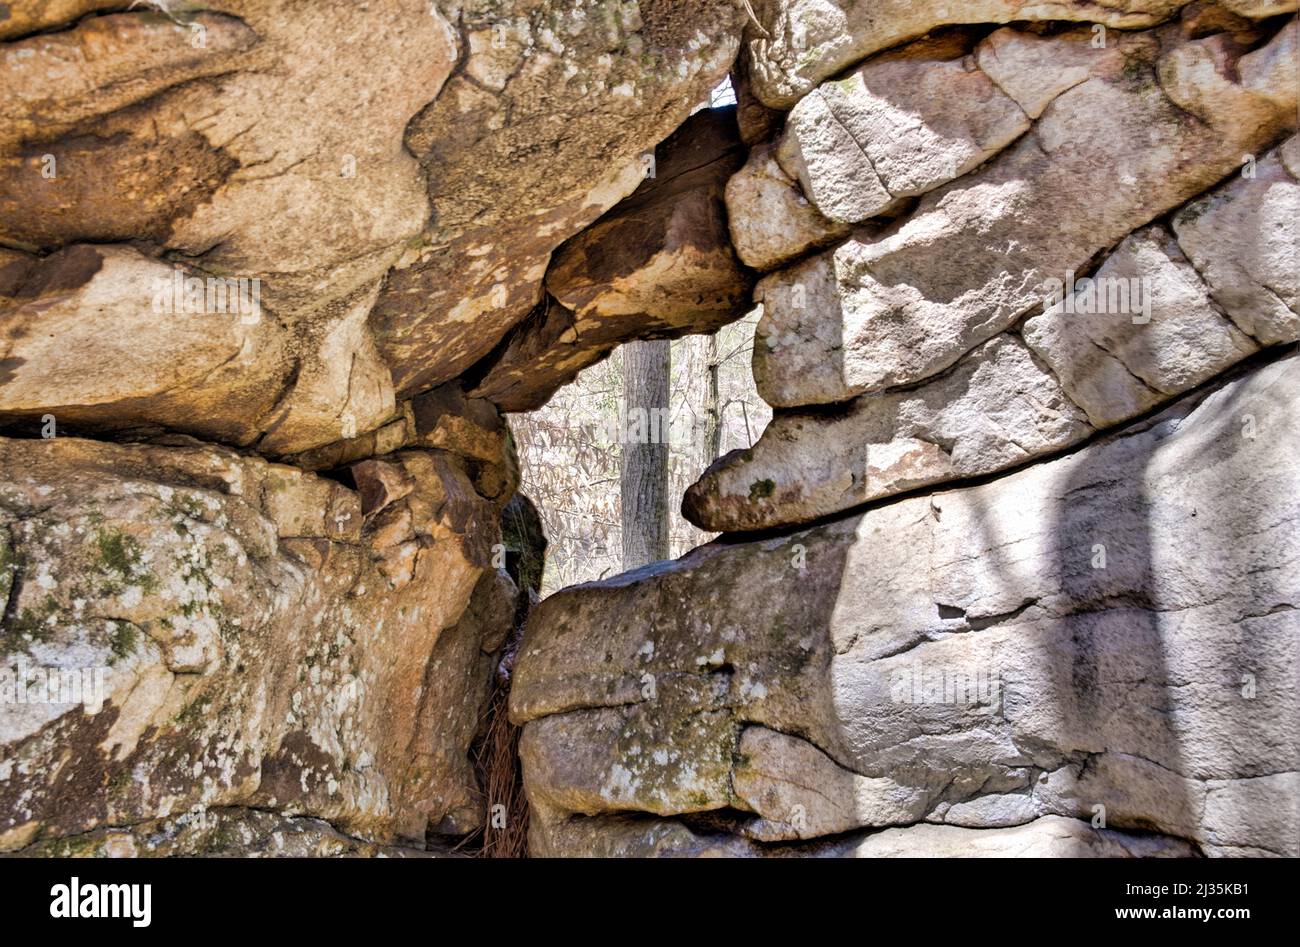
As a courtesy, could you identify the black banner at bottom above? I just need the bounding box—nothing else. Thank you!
[0,854,1284,933]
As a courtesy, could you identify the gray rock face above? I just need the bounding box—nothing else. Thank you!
[1173,141,1300,346]
[1023,226,1260,429]
[725,145,852,273]
[514,353,1300,857]
[742,0,1191,109]
[690,19,1297,534]
[685,334,1093,531]
[776,34,1030,225]
[751,23,1297,409]
[0,434,514,853]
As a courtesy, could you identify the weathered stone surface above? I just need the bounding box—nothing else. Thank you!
[6,0,1298,865]
[283,406,418,473]
[530,809,1195,858]
[684,334,1092,531]
[0,1,745,452]
[706,127,1288,532]
[730,53,782,147]
[1173,138,1300,345]
[469,106,757,412]
[1221,0,1300,16]
[369,0,745,398]
[752,22,1297,408]
[467,298,616,413]
[975,25,1130,119]
[725,145,852,272]
[0,244,289,445]
[0,435,511,853]
[515,352,1300,857]
[546,107,752,339]
[1023,225,1259,429]
[835,816,1197,857]
[742,0,1188,109]
[412,382,510,467]
[14,808,444,858]
[0,0,452,453]
[776,34,1029,225]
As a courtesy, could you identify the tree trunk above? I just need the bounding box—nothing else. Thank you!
[702,333,722,469]
[620,339,671,570]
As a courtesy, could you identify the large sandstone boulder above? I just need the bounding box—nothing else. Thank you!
[1,1,455,453]
[688,18,1297,533]
[368,0,746,399]
[471,106,757,412]
[687,165,1291,532]
[1173,137,1300,345]
[684,334,1094,531]
[0,1,744,452]
[1,244,290,445]
[0,435,513,853]
[513,352,1300,857]
[774,33,1030,226]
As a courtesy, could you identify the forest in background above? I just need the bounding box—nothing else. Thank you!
[513,310,770,595]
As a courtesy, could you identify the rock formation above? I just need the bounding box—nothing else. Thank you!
[515,354,1299,856]
[2,0,1296,858]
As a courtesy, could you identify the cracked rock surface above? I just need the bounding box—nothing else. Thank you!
[0,433,514,853]
[514,354,1299,857]
[3,0,1298,860]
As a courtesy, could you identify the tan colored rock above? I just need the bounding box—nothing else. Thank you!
[282,406,418,473]
[1173,137,1300,345]
[545,108,754,345]
[412,382,510,466]
[369,1,745,397]
[0,436,510,852]
[1,1,449,310]
[684,335,1092,531]
[515,353,1300,857]
[472,107,757,412]
[253,282,399,455]
[0,0,455,452]
[730,53,782,147]
[1220,0,1299,15]
[0,244,289,445]
[754,24,1297,408]
[467,298,616,413]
